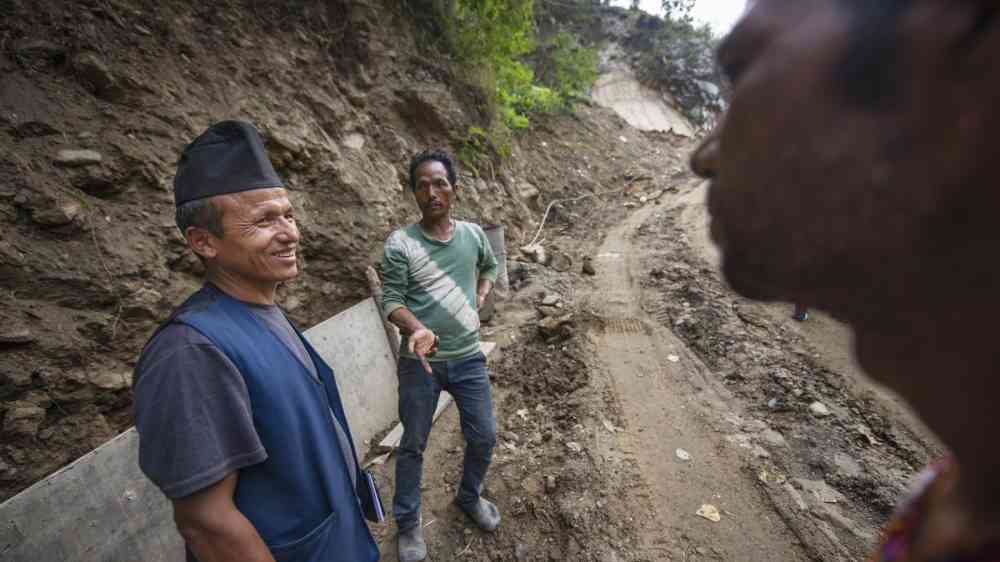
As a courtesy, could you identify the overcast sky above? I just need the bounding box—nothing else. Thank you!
[610,0,747,35]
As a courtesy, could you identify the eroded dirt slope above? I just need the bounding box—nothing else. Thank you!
[0,0,687,500]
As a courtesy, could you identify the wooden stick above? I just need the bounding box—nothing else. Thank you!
[366,266,401,361]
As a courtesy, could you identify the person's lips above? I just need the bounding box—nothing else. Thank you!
[272,247,297,263]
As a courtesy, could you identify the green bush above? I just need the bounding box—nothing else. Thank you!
[415,0,598,131]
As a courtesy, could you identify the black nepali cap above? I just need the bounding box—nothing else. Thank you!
[173,120,284,206]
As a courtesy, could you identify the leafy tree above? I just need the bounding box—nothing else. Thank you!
[661,0,694,20]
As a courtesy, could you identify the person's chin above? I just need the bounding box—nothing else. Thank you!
[719,255,786,303]
[274,263,299,282]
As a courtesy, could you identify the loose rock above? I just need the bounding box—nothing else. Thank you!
[582,256,596,276]
[88,370,132,391]
[537,305,560,318]
[541,293,562,307]
[696,504,721,522]
[809,401,831,417]
[55,149,103,167]
[761,429,787,447]
[32,199,81,227]
[4,402,46,437]
[0,328,35,346]
[546,475,557,492]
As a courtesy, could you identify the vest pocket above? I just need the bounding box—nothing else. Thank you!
[267,511,337,562]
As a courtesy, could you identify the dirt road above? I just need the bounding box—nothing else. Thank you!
[370,174,942,561]
[585,201,811,560]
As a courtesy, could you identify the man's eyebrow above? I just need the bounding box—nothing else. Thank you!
[250,201,291,217]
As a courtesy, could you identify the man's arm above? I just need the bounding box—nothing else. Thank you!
[476,278,493,310]
[173,472,275,562]
[476,227,499,311]
[382,236,438,372]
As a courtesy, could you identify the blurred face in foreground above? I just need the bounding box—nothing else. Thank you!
[691,0,1000,493]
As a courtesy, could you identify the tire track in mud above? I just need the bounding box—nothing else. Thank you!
[581,201,813,561]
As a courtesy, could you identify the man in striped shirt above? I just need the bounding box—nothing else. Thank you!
[381,149,500,562]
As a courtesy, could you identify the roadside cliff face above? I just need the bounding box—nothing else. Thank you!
[0,0,700,500]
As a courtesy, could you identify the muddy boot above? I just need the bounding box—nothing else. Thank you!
[398,525,427,562]
[457,497,501,532]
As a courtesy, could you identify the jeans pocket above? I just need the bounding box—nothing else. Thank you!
[267,511,337,562]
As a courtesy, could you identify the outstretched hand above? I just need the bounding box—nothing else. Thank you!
[408,328,438,374]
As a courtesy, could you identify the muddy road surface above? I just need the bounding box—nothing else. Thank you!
[368,178,941,562]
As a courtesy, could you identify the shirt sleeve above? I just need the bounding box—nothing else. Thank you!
[133,324,267,499]
[476,226,499,283]
[381,232,410,319]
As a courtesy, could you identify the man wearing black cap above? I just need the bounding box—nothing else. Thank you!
[132,121,379,562]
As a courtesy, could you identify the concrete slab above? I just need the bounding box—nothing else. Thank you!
[0,429,183,562]
[303,297,399,457]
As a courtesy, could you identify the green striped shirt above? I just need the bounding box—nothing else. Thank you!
[381,220,498,360]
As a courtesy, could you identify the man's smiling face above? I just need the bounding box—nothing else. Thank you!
[208,188,301,289]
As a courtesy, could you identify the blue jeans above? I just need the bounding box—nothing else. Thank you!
[392,352,497,532]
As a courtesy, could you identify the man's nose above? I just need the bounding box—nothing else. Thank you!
[277,217,300,242]
[690,131,720,179]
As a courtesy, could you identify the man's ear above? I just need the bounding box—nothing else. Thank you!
[186,226,219,261]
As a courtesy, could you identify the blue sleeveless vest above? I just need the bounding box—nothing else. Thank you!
[172,286,379,562]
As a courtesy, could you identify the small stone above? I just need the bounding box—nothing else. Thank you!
[0,328,34,346]
[582,257,596,276]
[565,441,583,454]
[809,402,831,417]
[514,543,530,561]
[541,293,562,306]
[503,431,520,443]
[546,475,557,492]
[675,448,691,461]
[342,133,365,150]
[537,305,560,318]
[667,354,680,363]
[32,199,81,226]
[761,429,787,447]
[696,504,721,522]
[751,445,771,459]
[4,402,46,437]
[88,370,131,391]
[55,149,103,167]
